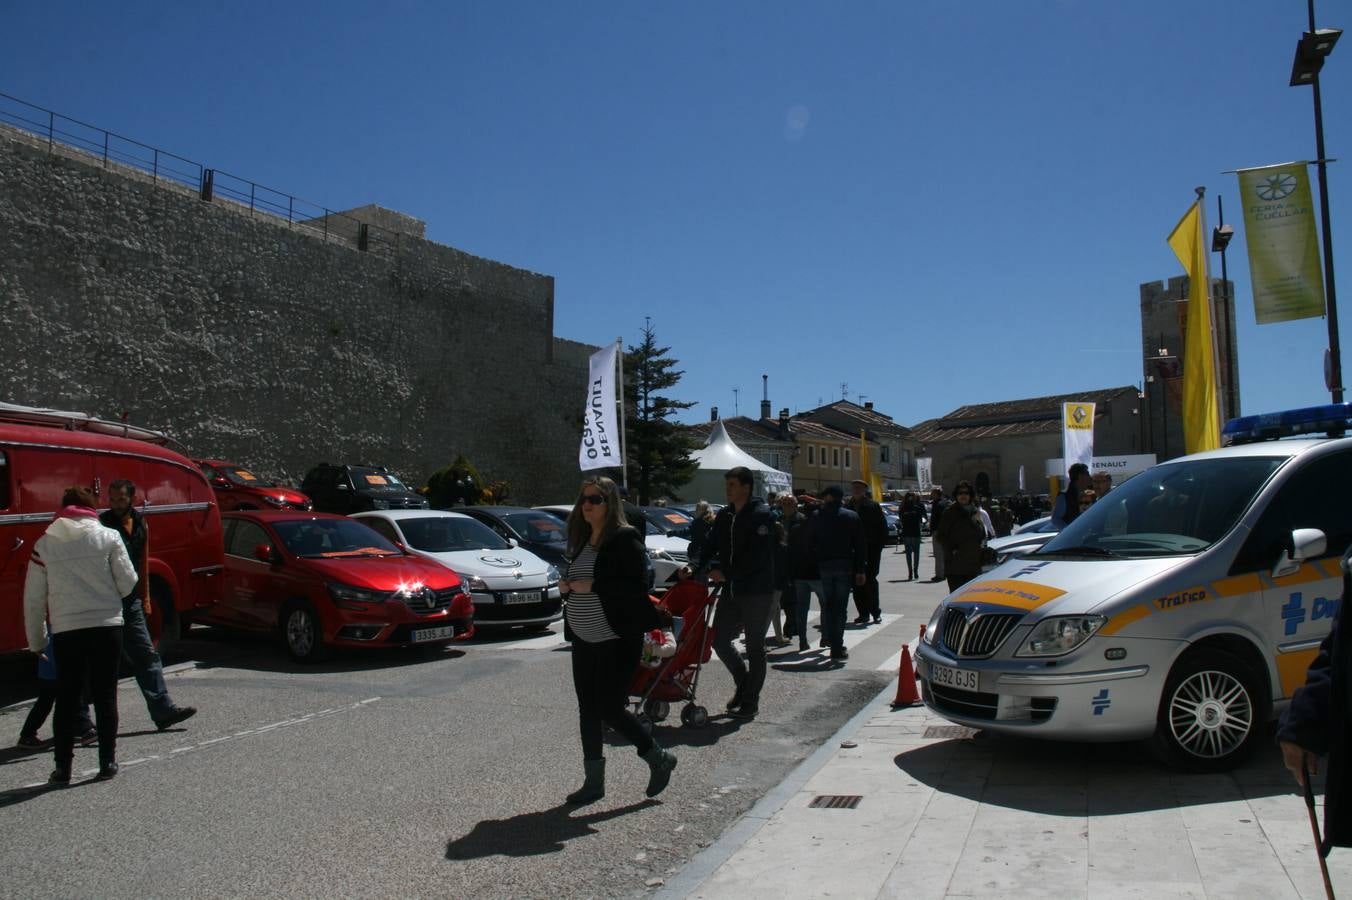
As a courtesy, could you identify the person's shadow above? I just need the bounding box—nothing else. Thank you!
[444,799,656,860]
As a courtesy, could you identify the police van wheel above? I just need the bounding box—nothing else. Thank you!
[1154,648,1261,772]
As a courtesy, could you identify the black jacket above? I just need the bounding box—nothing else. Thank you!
[566,526,659,641]
[807,502,865,575]
[99,506,147,603]
[705,497,776,595]
[899,504,925,539]
[1277,567,1352,854]
[848,496,888,552]
[783,510,819,581]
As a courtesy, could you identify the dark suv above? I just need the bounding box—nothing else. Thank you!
[301,463,430,515]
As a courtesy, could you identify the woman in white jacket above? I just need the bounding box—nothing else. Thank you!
[24,485,138,783]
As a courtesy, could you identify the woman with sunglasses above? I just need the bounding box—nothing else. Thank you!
[935,481,986,592]
[558,476,677,805]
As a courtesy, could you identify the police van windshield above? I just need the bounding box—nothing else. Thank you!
[1036,456,1285,558]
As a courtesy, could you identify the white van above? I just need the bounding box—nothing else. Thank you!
[916,404,1352,771]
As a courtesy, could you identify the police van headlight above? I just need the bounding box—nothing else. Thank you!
[923,605,944,644]
[1016,615,1106,657]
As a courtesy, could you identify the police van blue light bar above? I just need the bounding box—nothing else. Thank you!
[1222,403,1352,445]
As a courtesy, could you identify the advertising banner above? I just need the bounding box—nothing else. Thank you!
[916,457,932,493]
[1237,163,1326,324]
[1061,402,1096,475]
[579,343,619,471]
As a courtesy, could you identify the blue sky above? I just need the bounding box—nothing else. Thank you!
[3,1,1348,428]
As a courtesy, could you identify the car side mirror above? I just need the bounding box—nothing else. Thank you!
[1272,528,1327,579]
[211,476,230,489]
[254,543,280,565]
[507,537,518,548]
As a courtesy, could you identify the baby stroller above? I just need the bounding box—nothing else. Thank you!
[630,581,722,731]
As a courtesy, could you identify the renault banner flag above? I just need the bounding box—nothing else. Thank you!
[579,343,619,471]
[917,457,933,493]
[1062,402,1095,474]
[1237,163,1326,324]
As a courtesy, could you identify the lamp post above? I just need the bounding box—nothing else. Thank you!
[1211,197,1237,421]
[1289,4,1343,402]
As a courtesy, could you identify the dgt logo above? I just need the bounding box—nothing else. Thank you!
[1281,592,1340,636]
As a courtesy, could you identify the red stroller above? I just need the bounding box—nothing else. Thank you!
[630,581,721,730]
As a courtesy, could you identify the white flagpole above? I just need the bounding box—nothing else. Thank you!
[615,337,628,488]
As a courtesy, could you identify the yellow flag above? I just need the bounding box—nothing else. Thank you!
[1167,202,1221,453]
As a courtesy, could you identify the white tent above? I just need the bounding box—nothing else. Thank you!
[680,420,793,502]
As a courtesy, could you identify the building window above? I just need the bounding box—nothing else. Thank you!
[881,444,890,464]
[832,448,840,468]
[807,446,815,465]
[771,453,780,469]
[844,449,852,469]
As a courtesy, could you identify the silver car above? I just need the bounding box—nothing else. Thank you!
[917,405,1352,771]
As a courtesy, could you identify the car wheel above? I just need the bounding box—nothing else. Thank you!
[681,705,709,728]
[147,581,181,654]
[1154,648,1261,772]
[282,602,326,662]
[644,699,670,722]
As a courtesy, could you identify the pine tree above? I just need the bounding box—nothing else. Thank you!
[622,321,700,504]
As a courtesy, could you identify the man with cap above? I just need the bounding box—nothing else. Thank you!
[806,486,866,661]
[845,479,887,625]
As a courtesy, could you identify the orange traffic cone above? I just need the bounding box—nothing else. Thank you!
[891,644,921,707]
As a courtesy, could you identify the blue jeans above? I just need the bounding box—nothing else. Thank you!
[122,598,176,723]
[793,579,822,643]
[902,537,921,576]
[817,562,853,651]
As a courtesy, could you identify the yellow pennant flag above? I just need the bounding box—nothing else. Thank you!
[1167,201,1221,454]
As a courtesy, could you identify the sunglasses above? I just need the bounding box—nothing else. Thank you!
[580,494,607,506]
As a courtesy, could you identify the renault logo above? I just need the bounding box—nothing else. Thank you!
[419,588,437,610]
[480,556,522,568]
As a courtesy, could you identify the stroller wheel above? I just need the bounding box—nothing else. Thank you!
[636,713,654,735]
[681,705,709,728]
[644,699,670,722]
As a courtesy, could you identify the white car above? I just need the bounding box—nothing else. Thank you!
[917,404,1352,771]
[353,510,563,629]
[982,519,1059,572]
[534,503,684,592]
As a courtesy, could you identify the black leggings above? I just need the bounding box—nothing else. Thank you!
[52,626,123,767]
[571,635,652,760]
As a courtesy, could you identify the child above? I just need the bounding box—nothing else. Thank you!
[640,609,678,669]
[15,637,96,750]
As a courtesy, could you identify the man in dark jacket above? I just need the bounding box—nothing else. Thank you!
[807,486,866,662]
[846,479,888,625]
[1279,553,1352,854]
[705,467,777,719]
[928,487,950,583]
[100,480,196,731]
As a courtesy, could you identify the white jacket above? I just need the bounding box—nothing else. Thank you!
[23,514,139,652]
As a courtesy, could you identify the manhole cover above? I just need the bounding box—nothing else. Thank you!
[808,795,862,809]
[923,725,981,740]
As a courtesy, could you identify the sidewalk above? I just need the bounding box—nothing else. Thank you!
[662,671,1352,899]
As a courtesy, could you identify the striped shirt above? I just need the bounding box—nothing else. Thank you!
[565,544,619,643]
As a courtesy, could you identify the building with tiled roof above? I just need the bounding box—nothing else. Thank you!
[913,386,1145,497]
[793,399,921,493]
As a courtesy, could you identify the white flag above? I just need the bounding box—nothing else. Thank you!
[916,457,932,493]
[1061,402,1096,475]
[579,344,620,471]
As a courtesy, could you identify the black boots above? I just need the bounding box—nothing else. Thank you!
[641,743,677,797]
[566,758,606,805]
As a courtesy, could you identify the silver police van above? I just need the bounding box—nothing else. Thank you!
[916,404,1351,771]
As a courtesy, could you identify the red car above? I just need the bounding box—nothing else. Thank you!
[196,459,312,511]
[204,511,473,660]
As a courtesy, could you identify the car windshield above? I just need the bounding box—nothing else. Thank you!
[349,467,410,493]
[1035,456,1286,559]
[223,466,264,486]
[398,516,510,553]
[273,519,402,559]
[644,508,693,538]
[500,511,567,545]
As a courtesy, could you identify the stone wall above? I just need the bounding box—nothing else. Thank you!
[0,124,595,503]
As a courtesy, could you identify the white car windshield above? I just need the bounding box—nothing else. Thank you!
[400,517,511,553]
[1036,456,1286,559]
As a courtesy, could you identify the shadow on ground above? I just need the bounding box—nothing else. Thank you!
[444,799,656,860]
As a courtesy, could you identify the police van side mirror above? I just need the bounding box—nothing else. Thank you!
[1273,528,1327,578]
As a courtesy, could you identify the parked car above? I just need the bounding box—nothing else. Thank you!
[917,403,1352,771]
[301,463,429,515]
[0,402,224,656]
[457,506,570,571]
[534,504,684,592]
[353,510,562,631]
[204,511,472,661]
[196,459,312,511]
[642,506,693,540]
[980,520,1058,573]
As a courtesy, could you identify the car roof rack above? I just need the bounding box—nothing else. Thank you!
[1222,402,1352,445]
[0,401,186,451]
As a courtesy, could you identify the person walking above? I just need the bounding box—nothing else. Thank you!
[807,486,866,662]
[778,493,820,652]
[928,487,951,583]
[705,466,777,719]
[24,486,139,783]
[898,492,925,581]
[558,476,676,805]
[846,480,888,625]
[687,500,715,580]
[1051,462,1091,529]
[936,481,986,592]
[99,480,196,731]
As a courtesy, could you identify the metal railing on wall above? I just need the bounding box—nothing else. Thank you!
[0,91,397,253]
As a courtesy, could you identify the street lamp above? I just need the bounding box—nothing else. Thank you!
[1212,201,1237,421]
[1289,6,1343,402]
